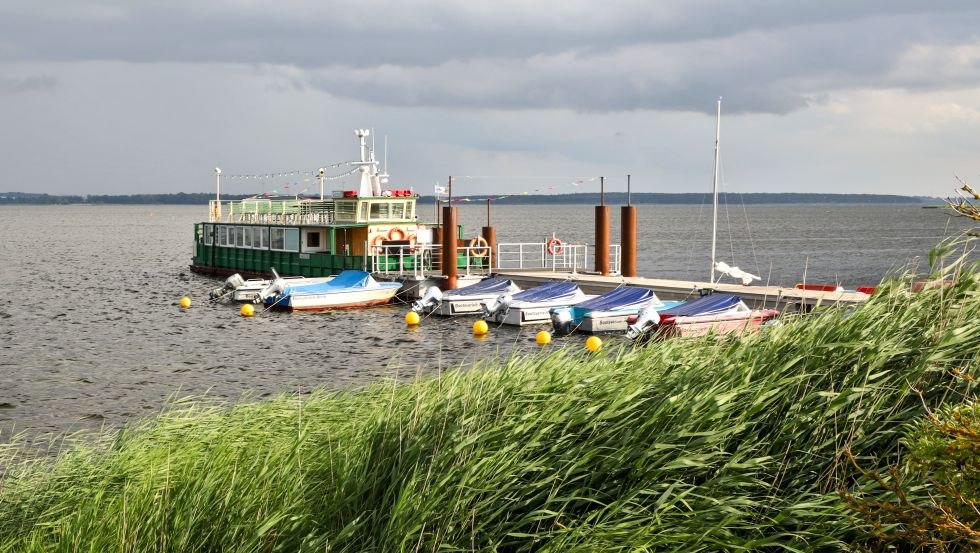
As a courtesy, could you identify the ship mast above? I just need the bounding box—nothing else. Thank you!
[710,98,721,284]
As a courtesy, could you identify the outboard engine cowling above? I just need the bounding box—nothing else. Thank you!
[209,273,247,300]
[550,307,575,335]
[256,278,286,303]
[411,286,443,313]
[482,294,513,322]
[626,304,661,340]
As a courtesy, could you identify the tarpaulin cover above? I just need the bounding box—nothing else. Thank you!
[659,294,741,317]
[445,277,517,297]
[571,286,654,313]
[511,281,581,302]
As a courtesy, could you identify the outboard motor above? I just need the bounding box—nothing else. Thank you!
[256,278,287,303]
[209,273,246,300]
[550,307,575,335]
[481,294,513,322]
[625,304,661,340]
[254,268,287,303]
[411,286,443,313]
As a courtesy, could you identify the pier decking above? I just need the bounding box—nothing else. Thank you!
[493,270,870,310]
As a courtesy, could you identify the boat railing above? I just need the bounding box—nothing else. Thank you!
[369,244,495,279]
[208,199,336,224]
[497,242,621,274]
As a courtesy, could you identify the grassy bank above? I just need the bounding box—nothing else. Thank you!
[1,251,978,551]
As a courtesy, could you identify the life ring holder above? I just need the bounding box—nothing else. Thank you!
[546,237,564,256]
[469,236,490,258]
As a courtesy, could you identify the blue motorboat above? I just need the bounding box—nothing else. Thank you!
[550,286,684,334]
[264,270,401,311]
[483,281,591,326]
[411,276,522,316]
[626,294,780,339]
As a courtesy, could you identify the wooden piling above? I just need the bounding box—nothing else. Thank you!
[482,226,497,269]
[595,205,610,275]
[595,176,610,275]
[621,205,637,277]
[441,205,458,289]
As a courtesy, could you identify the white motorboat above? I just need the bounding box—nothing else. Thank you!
[483,281,592,326]
[264,270,401,311]
[412,277,521,316]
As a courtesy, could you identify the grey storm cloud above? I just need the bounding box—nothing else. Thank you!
[0,0,978,115]
[0,74,56,94]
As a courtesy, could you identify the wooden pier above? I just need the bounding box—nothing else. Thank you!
[493,270,870,311]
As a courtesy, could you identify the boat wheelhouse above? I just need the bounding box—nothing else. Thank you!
[191,129,459,279]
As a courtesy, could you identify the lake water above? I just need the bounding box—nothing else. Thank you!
[0,203,974,443]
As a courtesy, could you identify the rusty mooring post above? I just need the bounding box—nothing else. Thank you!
[621,174,637,277]
[595,176,610,275]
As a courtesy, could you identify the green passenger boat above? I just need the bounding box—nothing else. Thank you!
[190,129,458,279]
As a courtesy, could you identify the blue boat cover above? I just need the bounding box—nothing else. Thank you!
[281,270,390,296]
[445,277,516,297]
[512,281,581,302]
[571,286,653,312]
[659,294,741,317]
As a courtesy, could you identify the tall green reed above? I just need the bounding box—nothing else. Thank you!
[0,241,977,552]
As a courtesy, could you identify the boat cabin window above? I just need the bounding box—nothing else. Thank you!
[334,201,357,222]
[390,202,405,219]
[243,227,252,248]
[234,227,244,247]
[369,202,390,220]
[202,224,214,245]
[218,226,229,246]
[306,232,320,248]
[270,227,300,252]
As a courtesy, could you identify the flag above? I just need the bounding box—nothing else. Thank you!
[434,185,447,195]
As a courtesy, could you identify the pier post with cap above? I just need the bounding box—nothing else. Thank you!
[482,198,497,270]
[441,176,458,289]
[595,176,610,275]
[621,173,637,277]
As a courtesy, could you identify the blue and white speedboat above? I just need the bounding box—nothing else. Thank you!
[483,281,592,326]
[625,294,780,339]
[411,277,522,316]
[550,286,684,335]
[263,270,401,311]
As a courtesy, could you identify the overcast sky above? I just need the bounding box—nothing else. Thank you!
[1,1,978,197]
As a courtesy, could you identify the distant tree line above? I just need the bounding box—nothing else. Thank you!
[0,192,250,205]
[419,192,940,205]
[0,191,939,205]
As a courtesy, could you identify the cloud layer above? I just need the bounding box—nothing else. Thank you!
[3,1,979,114]
[0,1,978,197]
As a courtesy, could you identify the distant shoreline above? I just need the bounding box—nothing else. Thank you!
[0,191,940,205]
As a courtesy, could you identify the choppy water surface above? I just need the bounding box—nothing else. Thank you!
[0,203,973,442]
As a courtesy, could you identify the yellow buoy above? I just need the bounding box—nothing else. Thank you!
[405,311,420,325]
[240,303,255,317]
[473,320,489,335]
[535,330,552,345]
[179,296,192,309]
[585,336,602,352]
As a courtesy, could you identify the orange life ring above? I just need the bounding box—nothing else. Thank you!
[371,234,386,254]
[407,233,418,253]
[469,236,490,257]
[388,227,407,241]
[546,237,564,255]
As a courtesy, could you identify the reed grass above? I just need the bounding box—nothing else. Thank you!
[0,245,977,551]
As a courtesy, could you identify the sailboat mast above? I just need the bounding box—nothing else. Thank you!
[710,98,721,284]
